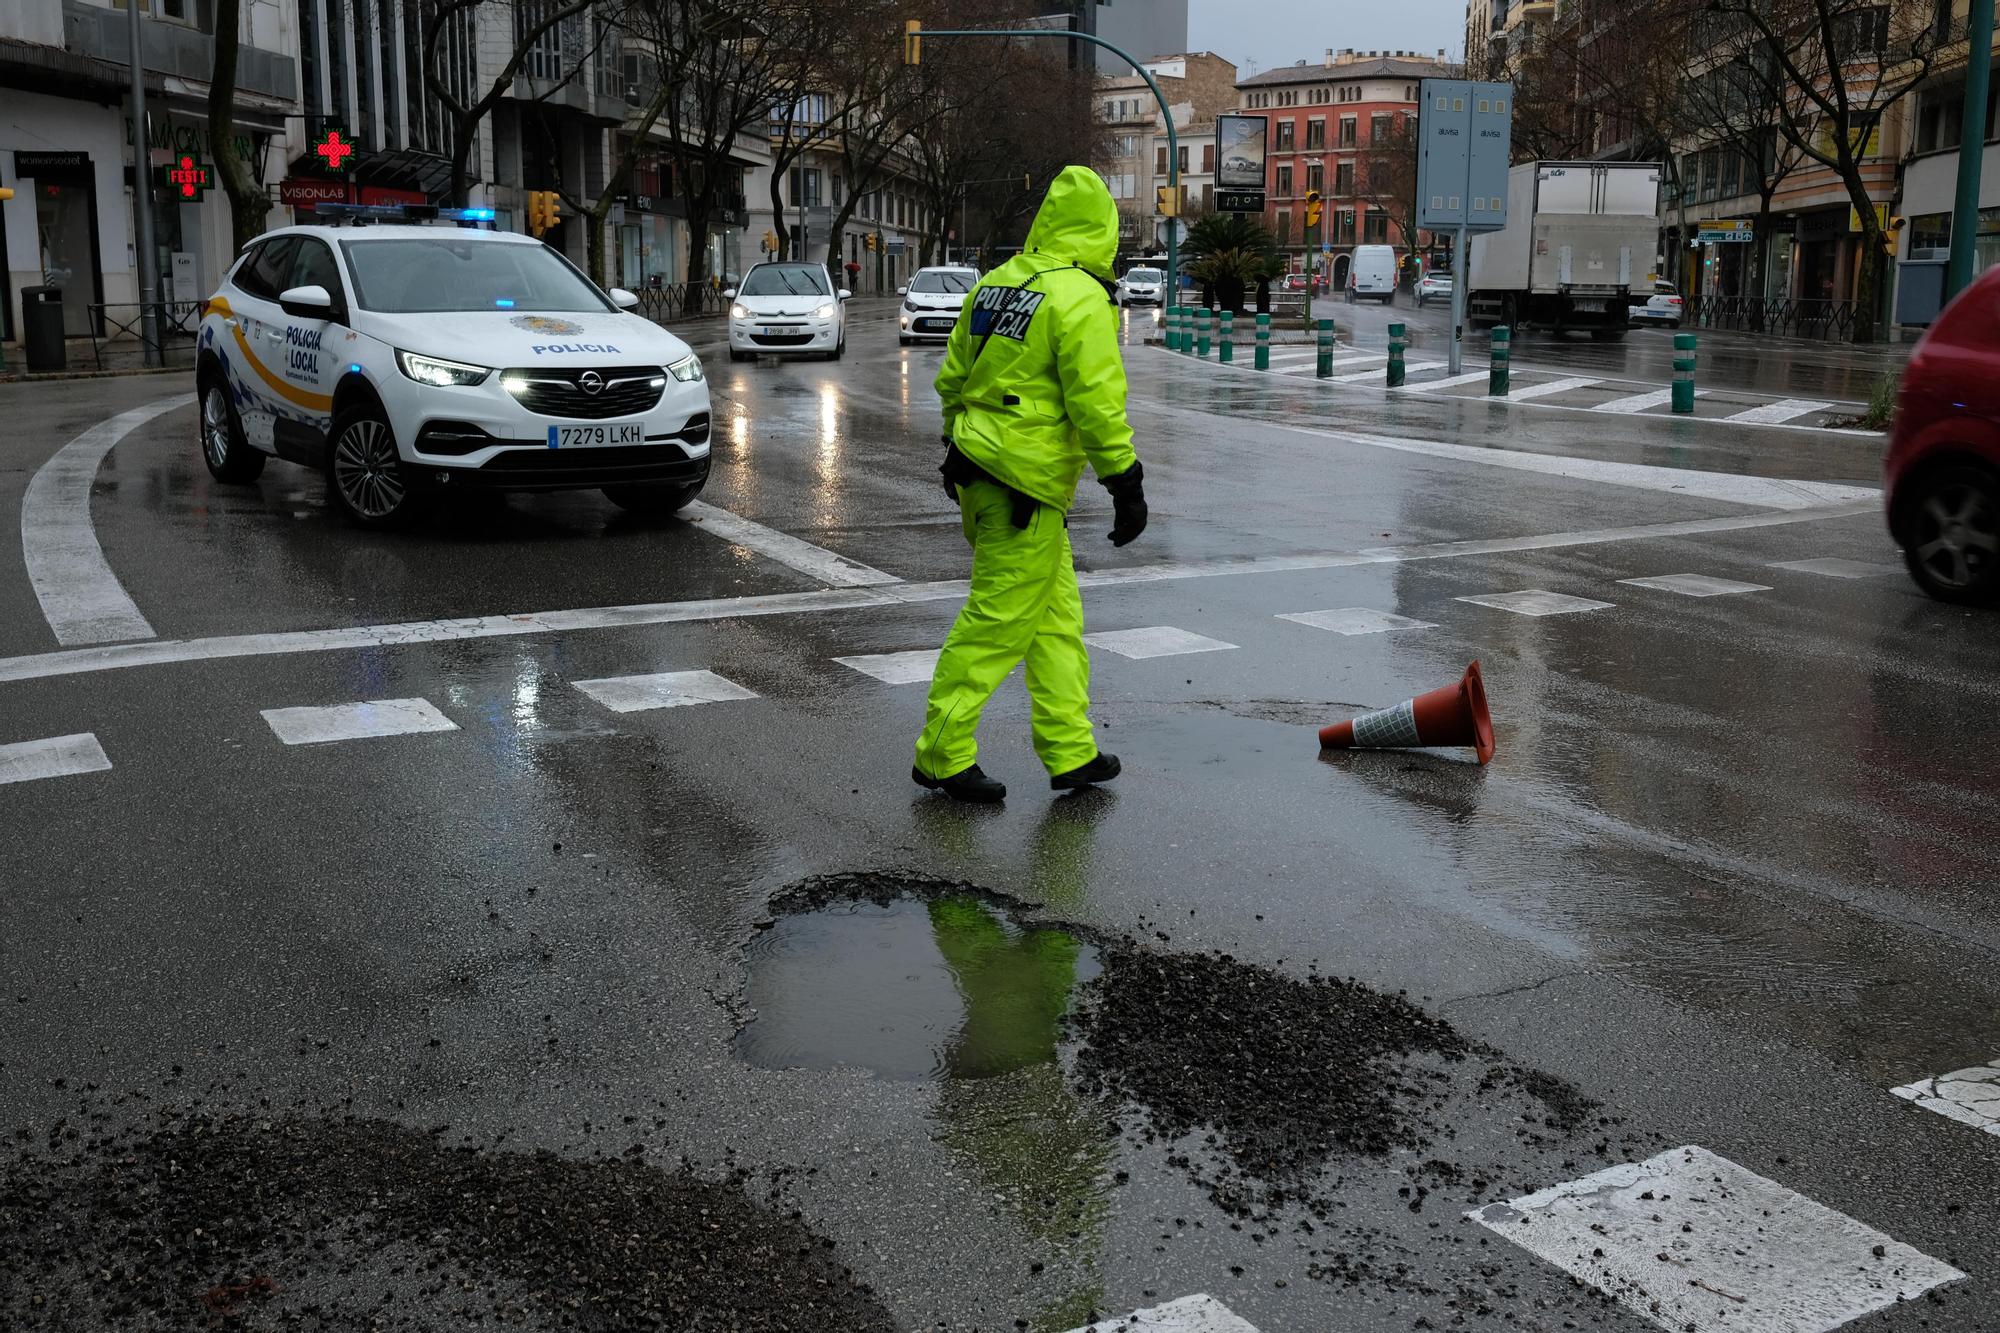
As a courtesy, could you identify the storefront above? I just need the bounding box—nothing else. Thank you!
[615,193,679,292]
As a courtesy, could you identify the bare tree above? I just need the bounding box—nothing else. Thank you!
[1357,113,1421,255]
[207,0,276,250]
[1701,0,1941,340]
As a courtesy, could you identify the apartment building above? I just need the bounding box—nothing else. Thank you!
[1097,51,1238,254]
[1896,3,2000,321]
[1237,48,1449,283]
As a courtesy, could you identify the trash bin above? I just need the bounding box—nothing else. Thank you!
[22,287,65,373]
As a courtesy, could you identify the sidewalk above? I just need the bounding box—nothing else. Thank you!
[0,335,197,383]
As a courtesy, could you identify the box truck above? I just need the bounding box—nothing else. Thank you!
[1468,161,1662,339]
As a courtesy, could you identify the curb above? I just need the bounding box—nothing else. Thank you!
[1,365,195,384]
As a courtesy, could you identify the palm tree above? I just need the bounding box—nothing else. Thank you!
[1182,213,1281,315]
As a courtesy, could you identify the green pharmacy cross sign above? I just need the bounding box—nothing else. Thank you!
[161,153,210,201]
[313,127,357,174]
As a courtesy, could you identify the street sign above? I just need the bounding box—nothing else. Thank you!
[1416,79,1513,233]
[1698,220,1754,243]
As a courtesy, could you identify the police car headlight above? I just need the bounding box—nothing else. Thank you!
[730,303,750,320]
[397,350,490,387]
[815,303,836,319]
[666,353,704,383]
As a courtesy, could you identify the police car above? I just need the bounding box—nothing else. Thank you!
[195,206,711,526]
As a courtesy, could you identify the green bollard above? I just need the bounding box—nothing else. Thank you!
[1387,322,1406,387]
[1195,307,1212,359]
[1315,318,1335,378]
[1672,331,1696,413]
[1163,305,1180,353]
[1219,310,1235,363]
[1489,326,1511,395]
[1254,312,1271,370]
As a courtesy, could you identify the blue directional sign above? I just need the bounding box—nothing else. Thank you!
[1416,79,1513,233]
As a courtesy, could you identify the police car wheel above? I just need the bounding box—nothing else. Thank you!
[329,407,419,526]
[602,479,704,515]
[200,379,265,483]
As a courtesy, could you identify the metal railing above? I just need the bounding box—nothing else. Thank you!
[1686,294,1860,342]
[85,301,205,370]
[631,284,729,322]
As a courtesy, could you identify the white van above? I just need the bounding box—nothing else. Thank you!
[1348,245,1399,304]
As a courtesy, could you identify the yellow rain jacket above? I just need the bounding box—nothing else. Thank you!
[935,167,1138,510]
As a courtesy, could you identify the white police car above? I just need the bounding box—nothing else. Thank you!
[195,207,711,526]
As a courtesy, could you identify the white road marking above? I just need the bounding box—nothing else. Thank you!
[0,733,112,785]
[680,500,900,587]
[21,395,190,646]
[1504,375,1601,401]
[1305,426,1879,512]
[1726,398,1836,425]
[1618,573,1773,597]
[260,698,458,745]
[1594,387,1702,414]
[1406,370,1496,392]
[571,669,759,713]
[831,648,941,685]
[1334,361,1443,382]
[1468,1144,1965,1333]
[1891,1059,2000,1137]
[1458,589,1614,617]
[1768,557,1901,579]
[1083,626,1239,659]
[1063,1294,1260,1332]
[1278,607,1437,635]
[0,503,1876,686]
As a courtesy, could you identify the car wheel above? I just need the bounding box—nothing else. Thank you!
[828,338,845,361]
[603,479,705,515]
[728,348,748,362]
[329,403,423,527]
[1900,464,2000,605]
[199,376,265,483]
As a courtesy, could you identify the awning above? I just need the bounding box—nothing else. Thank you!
[284,145,454,201]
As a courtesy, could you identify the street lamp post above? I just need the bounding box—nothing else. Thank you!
[1947,0,1996,302]
[909,25,1179,305]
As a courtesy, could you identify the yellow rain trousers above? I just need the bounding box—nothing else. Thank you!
[916,480,1097,779]
[914,165,1139,782]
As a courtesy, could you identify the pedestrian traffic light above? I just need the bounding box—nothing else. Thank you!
[1304,190,1322,228]
[902,19,921,66]
[527,190,561,237]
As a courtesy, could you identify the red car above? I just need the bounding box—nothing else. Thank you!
[1886,265,2000,604]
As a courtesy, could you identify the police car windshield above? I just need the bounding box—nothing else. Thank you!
[911,270,976,294]
[740,264,830,296]
[339,237,612,313]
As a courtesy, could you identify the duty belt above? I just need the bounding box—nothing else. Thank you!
[941,442,1041,529]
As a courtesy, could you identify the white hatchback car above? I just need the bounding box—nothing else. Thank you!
[898,266,979,344]
[1629,279,1686,327]
[1415,272,1454,308]
[194,211,711,527]
[727,262,848,360]
[1115,266,1165,306]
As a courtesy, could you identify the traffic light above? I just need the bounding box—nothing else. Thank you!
[527,190,562,237]
[1156,185,1181,218]
[0,186,13,202]
[902,19,921,66]
[761,229,778,254]
[1304,190,1322,228]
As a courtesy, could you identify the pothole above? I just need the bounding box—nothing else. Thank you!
[736,879,1099,1081]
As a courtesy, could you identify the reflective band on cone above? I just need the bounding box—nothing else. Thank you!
[1318,661,1496,765]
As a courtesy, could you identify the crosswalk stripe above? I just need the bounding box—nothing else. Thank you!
[1335,361,1442,383]
[1469,1145,1964,1333]
[1458,589,1615,616]
[572,669,759,713]
[260,698,458,745]
[0,732,112,785]
[1594,386,1703,414]
[831,648,940,685]
[1083,626,1239,659]
[1725,397,1835,424]
[1503,375,1600,400]
[1891,1058,2000,1137]
[1063,1294,1259,1332]
[1405,370,1494,392]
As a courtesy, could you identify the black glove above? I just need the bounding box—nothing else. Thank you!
[940,435,958,503]
[1100,461,1147,547]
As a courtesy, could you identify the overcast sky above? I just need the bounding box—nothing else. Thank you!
[1186,0,1465,78]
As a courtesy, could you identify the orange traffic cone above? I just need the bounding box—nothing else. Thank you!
[1318,661,1496,765]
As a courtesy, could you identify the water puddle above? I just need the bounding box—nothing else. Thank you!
[734,894,1100,1081]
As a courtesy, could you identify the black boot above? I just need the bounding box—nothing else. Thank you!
[913,764,1007,804]
[1050,753,1121,791]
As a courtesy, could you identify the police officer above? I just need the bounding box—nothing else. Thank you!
[913,166,1147,804]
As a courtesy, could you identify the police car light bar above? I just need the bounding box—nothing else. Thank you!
[314,203,497,228]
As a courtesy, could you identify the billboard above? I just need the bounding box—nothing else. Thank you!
[1215,115,1267,190]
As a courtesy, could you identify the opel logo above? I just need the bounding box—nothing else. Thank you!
[578,371,604,395]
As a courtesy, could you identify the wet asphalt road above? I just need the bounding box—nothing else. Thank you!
[2,299,1997,1332]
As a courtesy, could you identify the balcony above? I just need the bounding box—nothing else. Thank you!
[60,0,295,101]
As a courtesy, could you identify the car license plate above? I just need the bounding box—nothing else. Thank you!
[548,422,643,449]
[757,325,793,335]
[1573,299,1606,312]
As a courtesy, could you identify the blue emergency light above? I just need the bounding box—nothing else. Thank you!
[314,203,498,229]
